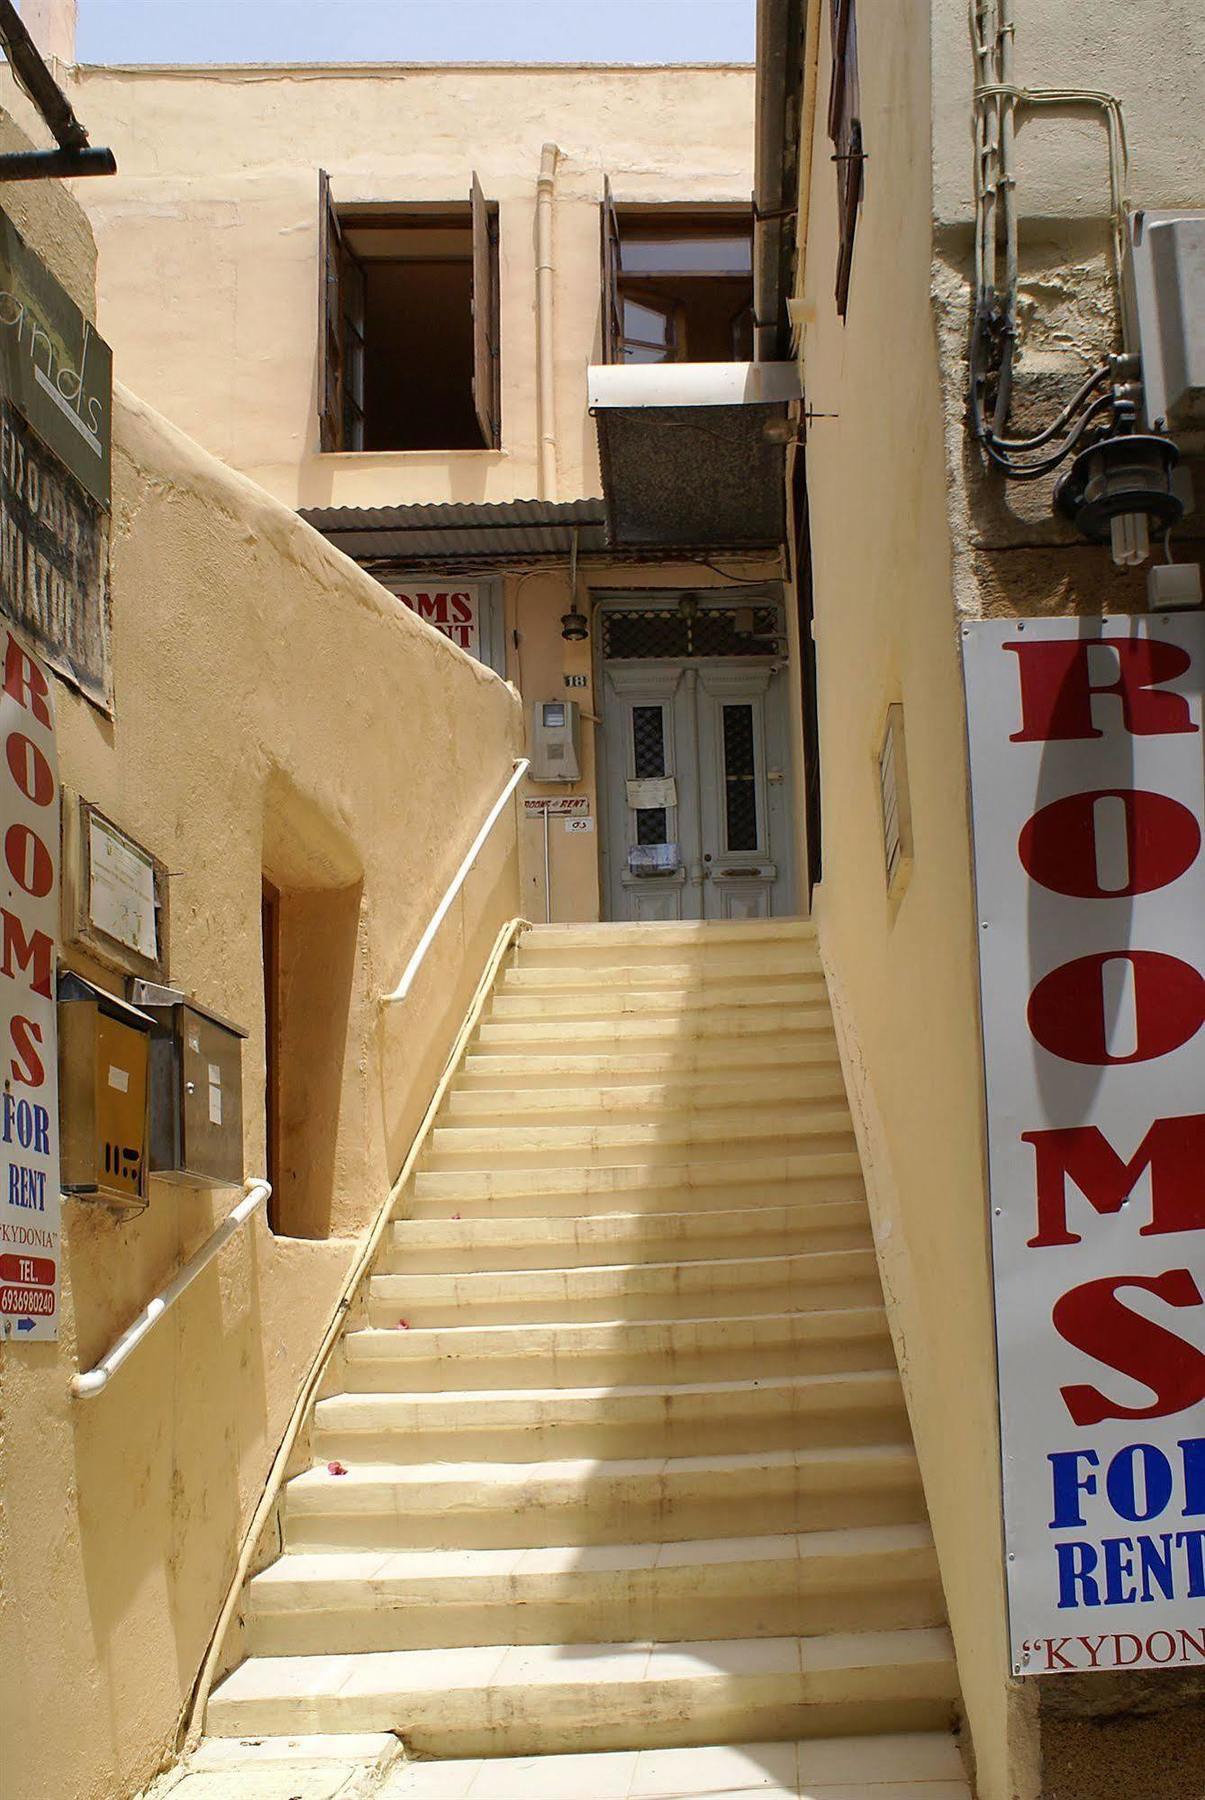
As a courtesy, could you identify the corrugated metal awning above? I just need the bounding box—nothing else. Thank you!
[299,498,609,564]
[587,362,800,549]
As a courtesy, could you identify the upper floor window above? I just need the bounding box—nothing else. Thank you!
[601,188,754,365]
[318,171,500,453]
[828,0,864,318]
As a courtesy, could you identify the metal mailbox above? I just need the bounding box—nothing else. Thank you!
[58,972,154,1215]
[131,983,247,1188]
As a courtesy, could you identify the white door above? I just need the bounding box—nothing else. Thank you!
[696,666,792,920]
[599,605,794,922]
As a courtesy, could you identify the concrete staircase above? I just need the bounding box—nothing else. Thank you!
[207,920,968,1797]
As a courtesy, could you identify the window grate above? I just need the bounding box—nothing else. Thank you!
[603,608,779,661]
[632,705,669,844]
[632,705,666,777]
[722,704,759,851]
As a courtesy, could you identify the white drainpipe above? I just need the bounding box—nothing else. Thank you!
[536,142,560,500]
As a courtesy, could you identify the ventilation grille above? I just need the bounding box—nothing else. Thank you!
[879,703,913,898]
[602,607,779,660]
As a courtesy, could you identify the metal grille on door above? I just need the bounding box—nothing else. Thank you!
[602,608,780,660]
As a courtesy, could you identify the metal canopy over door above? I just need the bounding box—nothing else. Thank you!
[598,598,795,921]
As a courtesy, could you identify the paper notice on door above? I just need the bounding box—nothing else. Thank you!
[207,1063,222,1126]
[626,777,676,809]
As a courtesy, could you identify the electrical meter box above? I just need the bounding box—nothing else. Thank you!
[131,983,247,1188]
[1126,210,1205,438]
[58,972,154,1215]
[531,699,581,782]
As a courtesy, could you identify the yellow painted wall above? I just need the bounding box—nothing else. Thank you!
[794,1,1205,1794]
[65,63,755,512]
[792,6,1023,1795]
[0,148,523,1800]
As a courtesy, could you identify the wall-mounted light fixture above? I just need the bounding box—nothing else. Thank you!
[560,603,589,642]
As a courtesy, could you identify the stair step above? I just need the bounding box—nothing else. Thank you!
[368,1248,881,1326]
[409,1153,865,1217]
[459,1039,840,1087]
[489,985,827,1024]
[425,1112,854,1171]
[342,1305,891,1392]
[206,1629,957,1754]
[381,1199,871,1272]
[246,1523,941,1655]
[441,1070,847,1126]
[517,919,817,953]
[282,1444,927,1551]
[383,1739,968,1799]
[499,952,822,990]
[374,1732,971,1798]
[476,1012,836,1048]
[313,1370,906,1463]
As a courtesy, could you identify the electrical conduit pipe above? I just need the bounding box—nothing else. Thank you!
[536,142,560,499]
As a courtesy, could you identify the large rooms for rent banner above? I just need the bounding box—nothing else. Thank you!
[963,614,1205,1677]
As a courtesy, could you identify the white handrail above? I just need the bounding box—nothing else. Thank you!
[70,1178,272,1400]
[383,757,530,1005]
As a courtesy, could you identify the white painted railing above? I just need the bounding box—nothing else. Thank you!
[70,1178,272,1399]
[382,757,530,1005]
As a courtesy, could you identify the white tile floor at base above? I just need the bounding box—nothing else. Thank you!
[381,1732,971,1796]
[157,1731,970,1799]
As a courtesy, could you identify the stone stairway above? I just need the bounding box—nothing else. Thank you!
[206,919,968,1797]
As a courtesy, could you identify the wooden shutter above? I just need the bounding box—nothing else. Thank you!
[318,169,344,451]
[827,0,864,318]
[601,175,623,364]
[470,171,501,449]
[790,447,822,900]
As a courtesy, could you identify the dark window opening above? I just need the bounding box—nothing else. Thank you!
[632,703,669,845]
[828,0,864,318]
[319,172,500,453]
[722,704,759,851]
[601,189,754,365]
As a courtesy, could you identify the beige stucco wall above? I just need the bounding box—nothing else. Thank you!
[795,1,1205,1795]
[0,149,523,1800]
[793,5,1023,1793]
[63,63,754,513]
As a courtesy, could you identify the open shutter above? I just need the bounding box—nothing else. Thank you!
[470,171,501,449]
[828,0,864,318]
[601,174,623,364]
[318,169,344,451]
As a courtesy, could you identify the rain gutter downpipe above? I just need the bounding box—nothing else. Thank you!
[536,142,560,499]
[753,0,819,361]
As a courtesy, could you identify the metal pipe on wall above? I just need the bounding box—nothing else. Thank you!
[536,142,561,499]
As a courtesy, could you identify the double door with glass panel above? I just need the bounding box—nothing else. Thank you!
[601,645,794,922]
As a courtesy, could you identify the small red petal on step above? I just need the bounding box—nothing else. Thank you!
[327,1461,348,1477]
[396,1319,410,1330]
[452,1213,461,1220]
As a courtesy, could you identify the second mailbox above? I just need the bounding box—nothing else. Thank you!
[131,984,247,1188]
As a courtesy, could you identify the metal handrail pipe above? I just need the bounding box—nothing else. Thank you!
[70,1178,272,1400]
[383,757,529,1005]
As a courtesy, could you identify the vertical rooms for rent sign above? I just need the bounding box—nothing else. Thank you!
[965,615,1205,1676]
[0,627,59,1341]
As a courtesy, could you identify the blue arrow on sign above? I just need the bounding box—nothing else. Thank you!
[16,1318,35,1333]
